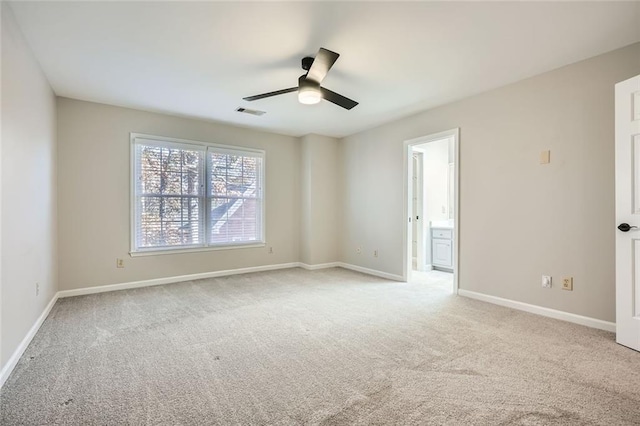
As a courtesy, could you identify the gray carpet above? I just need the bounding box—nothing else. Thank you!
[2,267,640,425]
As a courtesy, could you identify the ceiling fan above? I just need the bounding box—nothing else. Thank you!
[243,48,358,110]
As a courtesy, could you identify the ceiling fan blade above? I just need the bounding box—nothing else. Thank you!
[243,87,297,101]
[306,48,340,85]
[320,87,358,110]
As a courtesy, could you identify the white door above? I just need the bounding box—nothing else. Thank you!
[412,152,426,271]
[411,155,418,266]
[615,74,640,351]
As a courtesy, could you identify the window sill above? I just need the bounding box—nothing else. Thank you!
[130,243,266,257]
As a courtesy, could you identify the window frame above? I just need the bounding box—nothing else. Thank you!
[130,133,266,256]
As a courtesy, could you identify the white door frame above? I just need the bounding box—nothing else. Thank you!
[402,128,460,292]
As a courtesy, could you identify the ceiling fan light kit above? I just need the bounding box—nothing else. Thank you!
[297,76,322,105]
[298,87,322,105]
[243,47,358,110]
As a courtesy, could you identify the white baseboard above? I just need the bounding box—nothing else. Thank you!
[57,262,300,298]
[57,262,401,300]
[458,289,615,332]
[298,262,340,270]
[337,262,404,282]
[297,262,404,283]
[0,293,59,388]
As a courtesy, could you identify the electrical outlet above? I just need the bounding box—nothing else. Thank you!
[36,282,40,296]
[562,277,573,291]
[116,258,125,268]
[374,249,379,258]
[542,275,552,288]
[356,247,361,254]
[268,246,274,254]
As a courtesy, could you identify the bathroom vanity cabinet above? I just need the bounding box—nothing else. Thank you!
[431,227,453,271]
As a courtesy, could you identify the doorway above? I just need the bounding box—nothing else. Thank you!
[403,129,459,293]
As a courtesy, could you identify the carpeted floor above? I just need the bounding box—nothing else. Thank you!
[2,267,640,425]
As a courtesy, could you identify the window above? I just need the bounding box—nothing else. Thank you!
[131,134,264,254]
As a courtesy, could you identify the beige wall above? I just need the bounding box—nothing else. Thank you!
[1,4,58,368]
[340,42,640,322]
[57,98,300,290]
[300,134,340,265]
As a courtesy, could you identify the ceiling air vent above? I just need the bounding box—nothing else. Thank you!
[236,107,266,116]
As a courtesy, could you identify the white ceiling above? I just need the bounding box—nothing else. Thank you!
[9,1,640,138]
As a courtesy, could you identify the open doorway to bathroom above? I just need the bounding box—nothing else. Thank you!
[403,129,459,293]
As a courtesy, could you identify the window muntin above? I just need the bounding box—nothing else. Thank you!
[132,135,264,254]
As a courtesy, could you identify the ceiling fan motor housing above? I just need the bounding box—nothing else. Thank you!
[301,57,314,71]
[298,74,319,89]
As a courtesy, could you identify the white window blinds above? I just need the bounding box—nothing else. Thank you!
[208,150,263,245]
[132,135,264,253]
